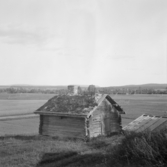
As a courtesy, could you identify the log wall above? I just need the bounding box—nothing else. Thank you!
[40,115,86,139]
[88,99,122,138]
[88,100,105,138]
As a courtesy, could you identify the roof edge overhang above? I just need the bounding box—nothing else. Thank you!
[106,95,125,114]
[34,111,87,118]
[141,113,167,118]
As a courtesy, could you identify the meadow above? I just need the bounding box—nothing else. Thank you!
[0,93,167,122]
[112,94,167,125]
[1,131,167,167]
[0,93,167,167]
[0,93,54,116]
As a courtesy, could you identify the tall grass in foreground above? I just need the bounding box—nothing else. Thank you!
[107,129,167,167]
[1,130,167,167]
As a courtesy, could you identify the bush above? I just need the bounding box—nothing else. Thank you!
[107,129,167,167]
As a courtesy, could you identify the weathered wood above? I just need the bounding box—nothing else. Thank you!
[150,118,167,131]
[42,129,85,136]
[39,115,43,135]
[87,98,122,137]
[43,116,84,121]
[89,115,102,137]
[35,111,87,117]
[42,116,85,129]
[40,115,86,139]
[42,124,84,129]
[42,121,84,128]
[42,131,85,139]
[42,128,85,138]
[42,126,85,133]
[42,130,85,138]
[36,93,123,139]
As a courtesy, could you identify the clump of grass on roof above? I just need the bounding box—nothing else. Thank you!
[37,94,98,114]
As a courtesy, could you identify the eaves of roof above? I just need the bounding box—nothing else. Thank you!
[34,111,87,118]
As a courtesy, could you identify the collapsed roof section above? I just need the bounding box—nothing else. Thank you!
[123,114,167,132]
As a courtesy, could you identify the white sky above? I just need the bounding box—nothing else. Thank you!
[0,0,167,86]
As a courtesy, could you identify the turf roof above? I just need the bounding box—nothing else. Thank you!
[36,94,125,115]
[36,94,98,114]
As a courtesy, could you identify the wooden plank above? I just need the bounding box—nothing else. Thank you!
[136,117,159,132]
[42,123,85,129]
[153,122,167,132]
[89,131,101,134]
[151,119,167,132]
[43,116,85,123]
[133,117,153,132]
[89,115,102,138]
[42,129,85,136]
[149,118,167,131]
[89,125,101,129]
[35,111,87,118]
[42,124,84,130]
[42,127,85,133]
[46,129,85,134]
[39,115,43,134]
[42,125,84,131]
[42,122,85,128]
[89,131,101,137]
[42,129,85,135]
[42,120,85,127]
[90,122,101,125]
[42,128,85,138]
[42,119,85,132]
[123,115,151,131]
[43,115,85,120]
[42,116,85,127]
[42,131,85,139]
[43,117,85,124]
[42,128,85,135]
[89,129,101,132]
[40,115,86,139]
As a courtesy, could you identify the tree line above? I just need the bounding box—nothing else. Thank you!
[0,86,167,94]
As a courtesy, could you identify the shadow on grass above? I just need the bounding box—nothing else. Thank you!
[36,151,106,167]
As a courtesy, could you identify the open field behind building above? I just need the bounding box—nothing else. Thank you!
[113,94,167,118]
[0,93,167,167]
[0,93,54,116]
[0,93,167,135]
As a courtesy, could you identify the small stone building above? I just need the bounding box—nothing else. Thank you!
[34,86,125,139]
[67,85,79,95]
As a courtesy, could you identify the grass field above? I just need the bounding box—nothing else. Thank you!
[112,94,167,117]
[0,93,167,167]
[0,93,54,116]
[1,131,167,167]
[0,93,167,135]
[0,117,39,136]
[0,93,55,100]
[0,93,167,115]
[0,134,123,167]
[0,93,167,120]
